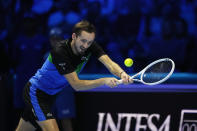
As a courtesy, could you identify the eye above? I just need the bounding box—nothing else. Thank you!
[88,41,93,46]
[81,39,87,43]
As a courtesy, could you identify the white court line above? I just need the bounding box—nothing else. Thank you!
[183,120,197,123]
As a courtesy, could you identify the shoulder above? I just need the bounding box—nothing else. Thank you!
[87,41,106,58]
[52,39,69,54]
[89,41,102,50]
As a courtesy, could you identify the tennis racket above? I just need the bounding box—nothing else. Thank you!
[117,58,175,85]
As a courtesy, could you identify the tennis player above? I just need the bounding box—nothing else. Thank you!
[16,20,133,131]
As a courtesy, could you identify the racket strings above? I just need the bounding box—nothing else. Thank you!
[143,61,172,83]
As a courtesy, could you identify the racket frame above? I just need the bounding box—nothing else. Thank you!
[118,58,175,85]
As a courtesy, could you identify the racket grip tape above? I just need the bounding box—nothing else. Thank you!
[116,80,123,85]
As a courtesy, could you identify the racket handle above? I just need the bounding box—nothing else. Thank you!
[116,79,123,84]
[116,78,139,85]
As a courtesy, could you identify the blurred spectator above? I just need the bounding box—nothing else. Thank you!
[12,17,48,109]
[180,0,196,35]
[0,36,10,76]
[49,27,64,48]
[140,16,190,71]
[31,0,53,15]
[86,1,102,24]
[65,11,81,26]
[0,42,11,131]
[49,27,76,131]
[48,8,82,37]
[52,86,76,131]
[48,11,64,27]
[1,0,197,130]
[0,14,13,131]
[106,41,126,72]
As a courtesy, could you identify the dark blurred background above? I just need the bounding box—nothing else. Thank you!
[0,0,197,130]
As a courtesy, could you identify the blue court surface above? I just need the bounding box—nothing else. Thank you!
[78,73,197,92]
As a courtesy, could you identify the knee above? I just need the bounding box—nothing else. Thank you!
[38,119,59,131]
[41,126,59,131]
[15,118,36,131]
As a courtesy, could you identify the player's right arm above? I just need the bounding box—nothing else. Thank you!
[51,41,118,90]
[64,72,118,91]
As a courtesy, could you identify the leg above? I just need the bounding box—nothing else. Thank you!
[52,87,76,131]
[61,118,73,131]
[37,119,59,131]
[21,82,59,131]
[16,118,36,131]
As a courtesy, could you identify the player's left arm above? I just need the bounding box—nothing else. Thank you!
[98,54,133,84]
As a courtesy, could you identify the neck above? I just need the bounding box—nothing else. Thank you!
[71,39,78,55]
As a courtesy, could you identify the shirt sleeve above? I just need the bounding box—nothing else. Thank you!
[89,42,106,59]
[50,47,75,75]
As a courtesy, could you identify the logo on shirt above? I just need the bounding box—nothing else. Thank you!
[58,63,66,70]
[62,109,70,115]
[47,113,53,117]
[32,108,36,117]
[81,56,88,61]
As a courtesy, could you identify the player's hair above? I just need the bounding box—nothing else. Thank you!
[72,20,96,36]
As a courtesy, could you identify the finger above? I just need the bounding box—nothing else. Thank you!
[127,75,131,82]
[126,77,129,83]
[122,76,127,83]
[123,76,130,84]
[109,80,114,88]
[113,79,118,86]
[110,80,116,87]
[123,76,126,83]
[112,79,118,87]
[126,75,130,83]
[129,78,133,83]
[110,85,114,88]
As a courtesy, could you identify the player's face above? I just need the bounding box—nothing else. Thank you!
[72,31,95,55]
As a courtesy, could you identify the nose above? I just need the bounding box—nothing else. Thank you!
[83,42,89,48]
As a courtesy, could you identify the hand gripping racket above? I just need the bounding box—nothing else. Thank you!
[117,58,175,85]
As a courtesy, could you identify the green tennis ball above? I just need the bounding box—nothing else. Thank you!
[124,58,133,67]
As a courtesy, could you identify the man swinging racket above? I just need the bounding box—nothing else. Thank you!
[16,20,133,131]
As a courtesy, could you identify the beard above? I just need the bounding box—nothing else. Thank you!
[74,43,86,55]
[80,46,87,53]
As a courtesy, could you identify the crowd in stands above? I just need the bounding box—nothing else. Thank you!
[1,0,197,76]
[1,0,197,130]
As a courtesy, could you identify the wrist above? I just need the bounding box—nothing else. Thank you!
[119,71,125,78]
[100,78,106,85]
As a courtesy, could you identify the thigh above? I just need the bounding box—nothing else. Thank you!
[16,118,36,131]
[53,88,76,119]
[22,82,57,128]
[37,119,59,131]
[60,118,73,131]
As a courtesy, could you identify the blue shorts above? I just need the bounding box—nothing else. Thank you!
[52,86,76,119]
[22,82,56,125]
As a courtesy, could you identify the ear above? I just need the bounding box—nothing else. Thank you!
[72,33,77,40]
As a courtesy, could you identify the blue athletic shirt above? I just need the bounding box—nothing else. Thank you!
[29,38,106,95]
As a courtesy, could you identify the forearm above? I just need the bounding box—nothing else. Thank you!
[99,55,132,84]
[107,62,125,78]
[99,55,125,78]
[70,78,105,91]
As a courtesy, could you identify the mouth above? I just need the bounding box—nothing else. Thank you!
[80,47,86,52]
